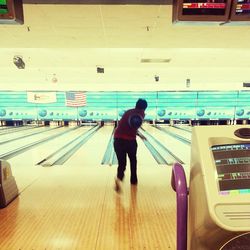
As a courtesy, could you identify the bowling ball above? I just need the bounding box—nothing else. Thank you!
[38,109,47,117]
[79,109,87,117]
[157,109,165,117]
[129,114,143,129]
[0,109,6,117]
[236,108,244,116]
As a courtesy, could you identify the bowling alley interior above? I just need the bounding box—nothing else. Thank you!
[1,0,250,249]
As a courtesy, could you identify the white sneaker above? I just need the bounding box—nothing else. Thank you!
[114,178,122,193]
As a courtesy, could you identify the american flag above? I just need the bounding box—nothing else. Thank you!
[65,92,87,107]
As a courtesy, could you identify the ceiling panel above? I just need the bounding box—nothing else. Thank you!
[1,3,250,90]
[1,5,250,48]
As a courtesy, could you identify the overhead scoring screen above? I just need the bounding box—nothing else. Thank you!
[211,143,250,195]
[0,0,7,15]
[182,0,227,15]
[234,0,250,15]
[0,0,24,24]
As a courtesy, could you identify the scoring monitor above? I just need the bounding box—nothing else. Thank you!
[212,143,250,195]
[173,0,232,22]
[230,0,250,21]
[0,0,24,24]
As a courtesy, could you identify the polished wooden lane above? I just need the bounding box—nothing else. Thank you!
[0,125,178,249]
[95,167,176,250]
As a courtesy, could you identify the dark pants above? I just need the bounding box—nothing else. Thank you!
[114,138,138,183]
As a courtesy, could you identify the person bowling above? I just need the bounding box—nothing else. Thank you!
[114,98,148,193]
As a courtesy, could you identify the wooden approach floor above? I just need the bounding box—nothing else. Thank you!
[0,131,184,250]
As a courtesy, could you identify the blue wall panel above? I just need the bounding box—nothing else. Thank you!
[0,90,249,121]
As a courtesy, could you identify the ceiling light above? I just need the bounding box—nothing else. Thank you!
[141,58,171,63]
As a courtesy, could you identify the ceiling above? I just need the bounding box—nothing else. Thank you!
[1,2,250,91]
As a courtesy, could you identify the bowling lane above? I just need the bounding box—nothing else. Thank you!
[7,126,93,191]
[137,134,160,168]
[173,124,192,132]
[95,127,176,249]
[8,126,94,166]
[0,126,45,141]
[96,167,176,249]
[0,126,66,157]
[167,125,192,141]
[64,125,114,167]
[154,124,191,142]
[0,124,177,249]
[144,124,191,166]
[0,162,111,250]
[0,127,52,144]
[66,125,158,168]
